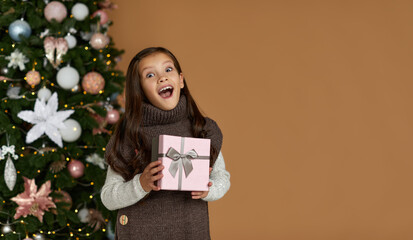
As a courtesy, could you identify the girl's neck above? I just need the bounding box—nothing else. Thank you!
[141,95,187,126]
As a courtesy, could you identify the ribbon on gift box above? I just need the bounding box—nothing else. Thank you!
[158,137,209,190]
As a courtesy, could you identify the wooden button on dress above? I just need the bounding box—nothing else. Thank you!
[119,215,128,225]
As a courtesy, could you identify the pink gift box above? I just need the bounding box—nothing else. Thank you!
[152,135,211,191]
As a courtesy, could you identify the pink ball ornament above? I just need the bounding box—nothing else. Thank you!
[67,159,85,178]
[44,1,67,23]
[106,109,120,124]
[90,33,109,50]
[82,72,105,94]
[25,70,41,86]
[92,10,109,25]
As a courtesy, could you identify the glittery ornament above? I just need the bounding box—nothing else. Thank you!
[9,19,32,42]
[88,209,106,232]
[90,33,109,49]
[1,144,19,191]
[10,177,56,222]
[92,10,109,25]
[44,1,67,23]
[25,70,41,86]
[4,155,17,190]
[106,109,119,124]
[82,71,105,94]
[49,157,66,173]
[67,159,84,178]
[44,37,68,68]
[53,190,72,210]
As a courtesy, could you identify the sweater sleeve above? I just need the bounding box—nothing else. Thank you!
[100,166,149,210]
[202,151,231,202]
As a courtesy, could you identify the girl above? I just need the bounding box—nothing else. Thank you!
[101,47,230,240]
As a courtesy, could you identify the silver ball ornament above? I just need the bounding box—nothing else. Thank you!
[9,19,32,42]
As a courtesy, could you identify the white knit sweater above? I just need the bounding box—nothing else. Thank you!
[101,151,230,210]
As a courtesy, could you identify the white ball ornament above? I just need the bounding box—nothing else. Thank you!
[60,119,82,142]
[37,88,52,101]
[71,3,89,21]
[57,66,80,90]
[64,34,77,49]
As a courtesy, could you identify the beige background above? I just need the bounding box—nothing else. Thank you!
[108,1,413,239]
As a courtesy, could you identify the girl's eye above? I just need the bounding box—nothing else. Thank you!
[166,67,173,72]
[146,73,155,78]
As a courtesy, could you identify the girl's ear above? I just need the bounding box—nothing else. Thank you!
[179,73,184,89]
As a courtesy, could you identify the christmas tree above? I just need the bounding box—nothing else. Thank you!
[0,0,124,239]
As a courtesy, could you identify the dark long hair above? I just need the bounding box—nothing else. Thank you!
[106,47,217,181]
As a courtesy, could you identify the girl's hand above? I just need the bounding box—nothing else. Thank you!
[139,160,164,192]
[191,182,213,199]
[191,167,213,199]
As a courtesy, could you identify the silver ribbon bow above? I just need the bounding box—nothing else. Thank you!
[0,145,18,160]
[166,147,198,178]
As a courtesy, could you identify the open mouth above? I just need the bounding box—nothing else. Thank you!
[158,85,174,98]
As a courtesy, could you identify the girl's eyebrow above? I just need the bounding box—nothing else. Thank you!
[141,61,173,72]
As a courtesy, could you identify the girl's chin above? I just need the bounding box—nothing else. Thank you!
[155,98,179,111]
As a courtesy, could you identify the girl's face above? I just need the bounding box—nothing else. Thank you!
[138,52,184,111]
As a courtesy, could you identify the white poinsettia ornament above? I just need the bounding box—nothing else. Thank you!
[5,49,29,71]
[17,92,74,147]
[86,153,105,169]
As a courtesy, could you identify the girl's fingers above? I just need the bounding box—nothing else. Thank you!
[145,160,161,171]
[149,164,164,174]
[208,182,213,187]
[151,174,163,181]
[149,183,160,191]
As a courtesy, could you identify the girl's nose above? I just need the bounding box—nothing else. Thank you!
[158,76,168,83]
